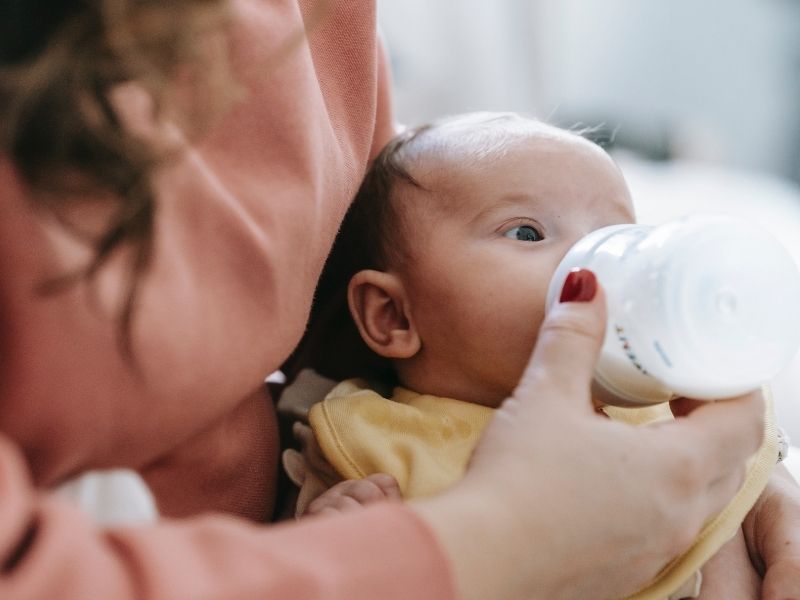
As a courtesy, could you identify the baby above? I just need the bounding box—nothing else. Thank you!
[283,113,773,599]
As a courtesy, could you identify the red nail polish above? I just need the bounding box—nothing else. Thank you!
[559,268,597,303]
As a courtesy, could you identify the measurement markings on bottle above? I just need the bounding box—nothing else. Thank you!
[653,341,673,368]
[614,324,649,375]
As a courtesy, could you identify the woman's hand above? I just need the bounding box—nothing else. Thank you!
[743,464,800,599]
[413,270,765,600]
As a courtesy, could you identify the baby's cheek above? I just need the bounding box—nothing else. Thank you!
[483,313,544,393]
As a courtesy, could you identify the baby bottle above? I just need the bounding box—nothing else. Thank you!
[545,214,800,406]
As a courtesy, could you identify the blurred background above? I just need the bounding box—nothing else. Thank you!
[378,0,800,441]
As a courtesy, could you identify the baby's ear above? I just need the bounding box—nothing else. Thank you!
[347,270,420,359]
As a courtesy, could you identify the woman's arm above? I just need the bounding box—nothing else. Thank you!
[0,433,455,599]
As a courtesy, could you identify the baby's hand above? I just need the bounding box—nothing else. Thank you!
[696,528,760,599]
[305,474,402,517]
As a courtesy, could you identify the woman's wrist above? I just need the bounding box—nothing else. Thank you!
[412,484,553,600]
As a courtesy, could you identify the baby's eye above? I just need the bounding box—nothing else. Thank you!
[503,225,544,242]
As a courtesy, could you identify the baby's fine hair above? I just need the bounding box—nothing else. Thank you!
[344,111,560,271]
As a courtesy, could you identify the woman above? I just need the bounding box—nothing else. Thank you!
[0,1,797,598]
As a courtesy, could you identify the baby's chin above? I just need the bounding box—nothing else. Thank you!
[478,396,507,410]
[467,387,520,409]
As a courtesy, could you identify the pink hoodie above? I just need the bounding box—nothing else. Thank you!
[0,0,455,597]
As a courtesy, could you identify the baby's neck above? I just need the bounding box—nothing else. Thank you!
[394,367,510,409]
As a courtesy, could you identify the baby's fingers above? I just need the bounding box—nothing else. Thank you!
[364,473,403,499]
[306,474,401,516]
[343,474,402,503]
[313,496,368,516]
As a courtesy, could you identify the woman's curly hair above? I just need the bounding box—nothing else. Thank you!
[0,0,230,355]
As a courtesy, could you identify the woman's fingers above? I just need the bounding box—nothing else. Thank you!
[645,391,762,543]
[666,390,764,480]
[514,269,606,408]
[702,466,748,522]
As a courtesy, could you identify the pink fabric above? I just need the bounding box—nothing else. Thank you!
[0,0,454,597]
[0,434,452,599]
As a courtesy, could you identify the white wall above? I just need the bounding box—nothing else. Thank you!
[537,0,800,179]
[378,0,543,123]
[379,0,800,180]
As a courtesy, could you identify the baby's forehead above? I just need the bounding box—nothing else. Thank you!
[388,115,631,228]
[404,116,588,183]
[396,116,585,205]
[410,115,569,165]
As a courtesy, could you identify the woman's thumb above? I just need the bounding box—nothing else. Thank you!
[515,269,607,404]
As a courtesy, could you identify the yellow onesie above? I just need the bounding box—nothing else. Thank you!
[309,379,779,600]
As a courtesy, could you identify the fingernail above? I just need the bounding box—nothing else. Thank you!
[559,268,597,303]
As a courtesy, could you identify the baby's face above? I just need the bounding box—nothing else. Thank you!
[396,127,635,406]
